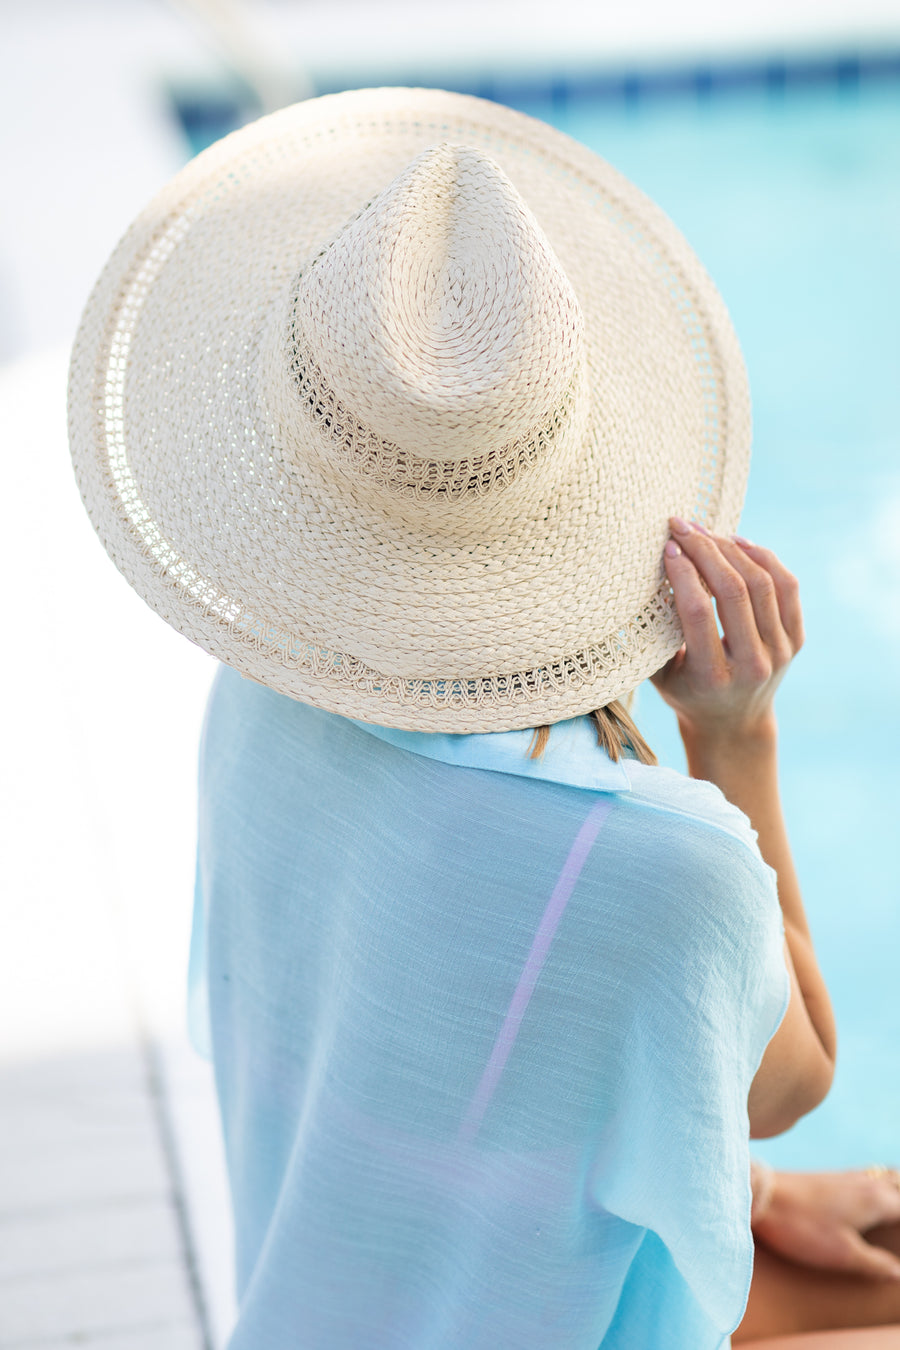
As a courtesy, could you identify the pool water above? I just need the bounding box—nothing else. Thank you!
[514,78,900,1171]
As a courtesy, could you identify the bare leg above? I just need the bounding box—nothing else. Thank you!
[739,1329,900,1348]
[734,1223,900,1344]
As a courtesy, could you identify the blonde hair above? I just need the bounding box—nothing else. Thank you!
[527,695,657,766]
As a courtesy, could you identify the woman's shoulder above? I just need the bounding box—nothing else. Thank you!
[623,757,764,855]
[607,758,781,920]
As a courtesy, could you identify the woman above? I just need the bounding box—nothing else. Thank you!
[69,87,899,1347]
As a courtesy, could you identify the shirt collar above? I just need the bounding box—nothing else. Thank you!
[351,715,632,793]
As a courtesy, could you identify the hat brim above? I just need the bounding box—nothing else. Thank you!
[69,87,750,731]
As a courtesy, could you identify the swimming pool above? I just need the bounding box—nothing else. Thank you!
[175,64,900,1171]
[521,71,900,1172]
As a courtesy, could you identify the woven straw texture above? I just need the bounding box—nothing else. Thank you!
[69,87,751,731]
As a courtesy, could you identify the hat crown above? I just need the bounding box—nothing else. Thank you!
[291,143,584,461]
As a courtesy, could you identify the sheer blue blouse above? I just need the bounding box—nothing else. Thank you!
[190,665,788,1349]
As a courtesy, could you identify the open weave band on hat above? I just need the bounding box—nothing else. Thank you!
[69,87,751,731]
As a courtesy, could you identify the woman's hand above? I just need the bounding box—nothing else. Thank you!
[754,1169,900,1281]
[651,518,804,746]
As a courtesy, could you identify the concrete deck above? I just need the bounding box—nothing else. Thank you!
[0,348,235,1347]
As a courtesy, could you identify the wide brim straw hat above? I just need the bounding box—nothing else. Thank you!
[69,87,750,732]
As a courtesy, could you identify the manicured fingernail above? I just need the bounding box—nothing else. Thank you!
[665,539,682,557]
[669,516,691,536]
[731,534,754,548]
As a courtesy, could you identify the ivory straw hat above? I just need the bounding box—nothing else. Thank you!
[69,87,750,732]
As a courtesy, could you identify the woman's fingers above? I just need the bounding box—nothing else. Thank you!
[668,518,766,670]
[831,1226,900,1281]
[662,535,725,674]
[851,1170,900,1231]
[732,537,805,652]
[711,534,795,666]
[667,520,803,677]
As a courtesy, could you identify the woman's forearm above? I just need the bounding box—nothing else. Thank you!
[679,711,837,1069]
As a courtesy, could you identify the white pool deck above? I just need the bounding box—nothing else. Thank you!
[3,2,900,1346]
[1,344,234,1349]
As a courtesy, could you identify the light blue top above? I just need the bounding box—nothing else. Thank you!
[190,665,789,1350]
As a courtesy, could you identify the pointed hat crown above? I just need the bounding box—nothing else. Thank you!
[290,143,585,462]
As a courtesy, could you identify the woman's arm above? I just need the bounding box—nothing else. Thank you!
[652,518,836,1137]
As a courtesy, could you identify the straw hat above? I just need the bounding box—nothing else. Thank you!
[69,87,750,732]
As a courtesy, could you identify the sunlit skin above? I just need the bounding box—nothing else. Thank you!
[655,519,900,1345]
[656,518,835,1139]
[739,1168,900,1345]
